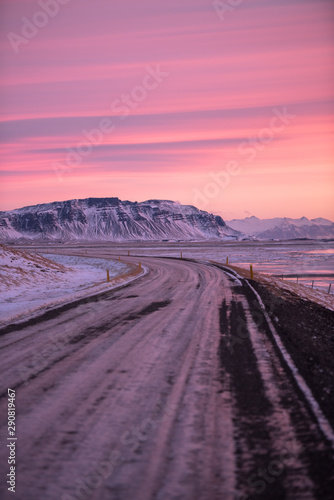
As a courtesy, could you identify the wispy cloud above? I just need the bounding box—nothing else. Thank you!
[0,0,333,217]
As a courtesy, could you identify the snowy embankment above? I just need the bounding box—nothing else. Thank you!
[257,274,334,312]
[227,264,334,312]
[0,245,142,326]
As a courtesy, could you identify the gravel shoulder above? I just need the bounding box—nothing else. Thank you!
[249,278,334,430]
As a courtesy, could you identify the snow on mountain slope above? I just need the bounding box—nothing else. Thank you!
[227,216,283,235]
[0,198,241,242]
[311,218,333,226]
[227,216,334,240]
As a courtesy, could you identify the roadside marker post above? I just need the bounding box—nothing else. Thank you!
[139,261,142,269]
[312,280,314,289]
[119,256,121,262]
[329,284,332,294]
[128,251,130,256]
[226,257,228,265]
[107,270,110,282]
[250,264,254,280]
[181,252,183,259]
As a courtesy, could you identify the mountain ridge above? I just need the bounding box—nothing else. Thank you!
[227,216,334,240]
[1,198,332,242]
[0,197,241,242]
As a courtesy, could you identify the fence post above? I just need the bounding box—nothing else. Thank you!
[107,270,110,282]
[250,264,253,280]
[226,257,228,265]
[181,252,183,259]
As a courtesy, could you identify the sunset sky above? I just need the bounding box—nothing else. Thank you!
[0,0,333,219]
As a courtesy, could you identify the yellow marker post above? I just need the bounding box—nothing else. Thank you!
[107,270,110,282]
[250,264,254,280]
[226,257,229,265]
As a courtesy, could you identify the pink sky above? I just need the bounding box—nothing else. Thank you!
[0,0,333,219]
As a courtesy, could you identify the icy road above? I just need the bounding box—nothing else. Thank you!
[0,254,333,500]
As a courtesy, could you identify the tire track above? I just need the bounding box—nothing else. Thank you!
[1,253,333,500]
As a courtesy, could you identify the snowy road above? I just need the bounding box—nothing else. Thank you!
[0,253,333,500]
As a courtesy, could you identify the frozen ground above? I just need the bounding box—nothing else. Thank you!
[1,252,333,500]
[0,245,135,325]
[5,240,333,325]
[20,239,333,291]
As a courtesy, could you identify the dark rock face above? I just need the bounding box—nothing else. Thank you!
[0,198,241,242]
[12,213,43,234]
[86,197,120,209]
[215,215,226,227]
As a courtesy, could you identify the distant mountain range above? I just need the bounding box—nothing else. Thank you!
[0,198,240,242]
[0,199,332,242]
[227,216,334,240]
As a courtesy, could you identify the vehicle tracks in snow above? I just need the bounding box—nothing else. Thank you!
[0,252,333,500]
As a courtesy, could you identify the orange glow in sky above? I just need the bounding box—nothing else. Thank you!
[0,0,333,219]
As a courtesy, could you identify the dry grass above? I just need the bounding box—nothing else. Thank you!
[0,244,68,290]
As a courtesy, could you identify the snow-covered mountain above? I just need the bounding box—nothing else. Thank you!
[0,198,241,242]
[227,216,334,240]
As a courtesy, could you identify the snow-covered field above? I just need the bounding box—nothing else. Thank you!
[152,240,334,293]
[62,239,332,293]
[2,240,333,327]
[0,245,136,325]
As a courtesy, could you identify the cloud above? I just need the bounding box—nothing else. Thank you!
[0,0,333,217]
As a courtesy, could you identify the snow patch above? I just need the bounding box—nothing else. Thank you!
[0,245,138,326]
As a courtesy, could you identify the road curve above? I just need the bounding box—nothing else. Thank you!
[0,254,333,500]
